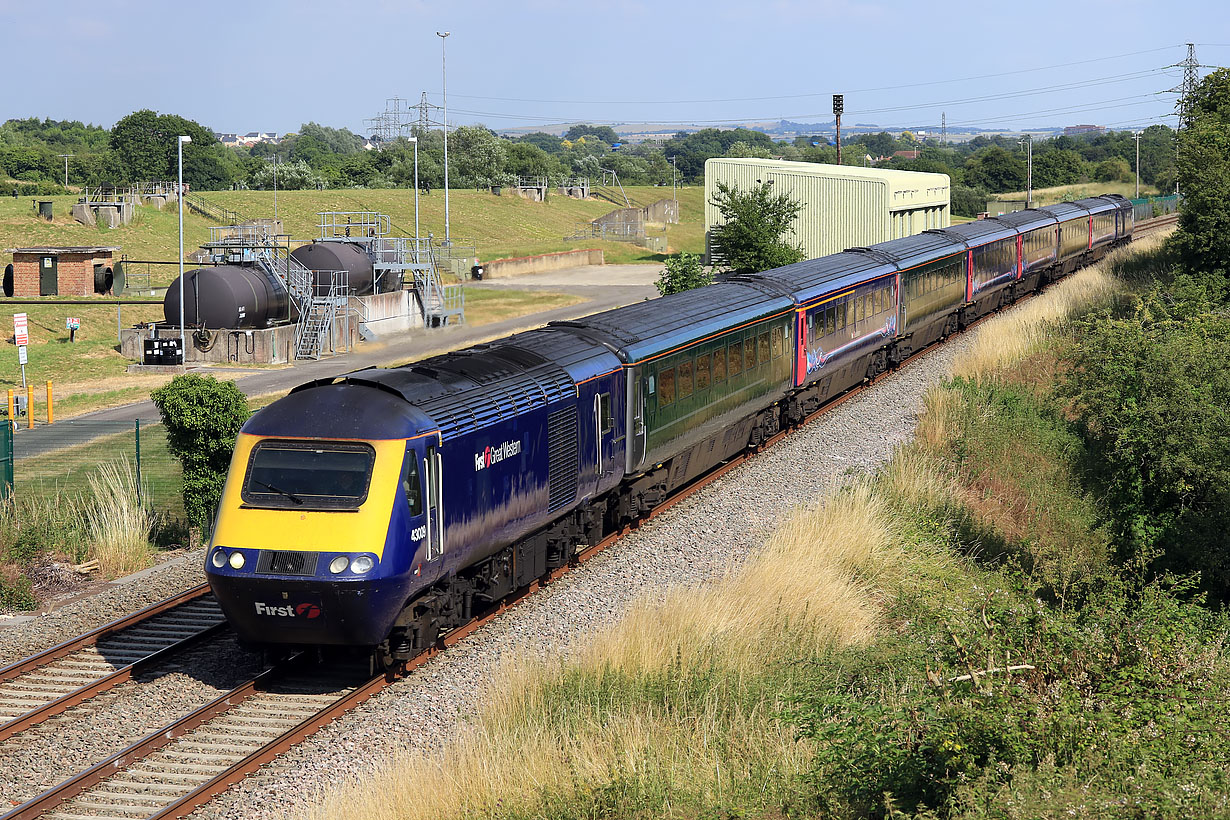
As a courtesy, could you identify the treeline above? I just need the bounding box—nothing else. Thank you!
[0,110,1177,211]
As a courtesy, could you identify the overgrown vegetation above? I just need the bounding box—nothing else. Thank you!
[150,374,249,533]
[653,251,711,295]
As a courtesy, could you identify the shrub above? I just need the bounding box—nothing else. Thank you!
[150,375,249,533]
[654,252,711,296]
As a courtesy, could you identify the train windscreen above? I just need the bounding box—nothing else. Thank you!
[242,440,376,509]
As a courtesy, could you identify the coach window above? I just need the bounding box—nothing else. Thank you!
[678,358,694,400]
[658,367,675,406]
[758,331,770,365]
[598,392,614,433]
[744,334,757,370]
[402,452,423,516]
[729,340,743,376]
[713,345,727,382]
[696,353,712,391]
[837,299,847,331]
[823,305,834,336]
[771,326,783,359]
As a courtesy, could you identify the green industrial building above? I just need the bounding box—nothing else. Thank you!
[704,158,952,263]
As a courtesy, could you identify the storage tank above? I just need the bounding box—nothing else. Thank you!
[163,266,289,329]
[290,242,377,295]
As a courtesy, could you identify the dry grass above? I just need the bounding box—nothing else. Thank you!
[310,483,900,820]
[83,460,154,577]
[950,234,1169,383]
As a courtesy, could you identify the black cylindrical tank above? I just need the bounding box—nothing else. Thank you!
[164,266,289,329]
[290,242,377,295]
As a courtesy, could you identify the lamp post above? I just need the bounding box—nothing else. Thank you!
[437,31,451,244]
[409,136,420,245]
[177,136,191,364]
[670,155,677,203]
[1133,131,1143,199]
[57,154,72,188]
[1019,134,1033,207]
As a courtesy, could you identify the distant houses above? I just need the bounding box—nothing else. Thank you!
[215,131,280,148]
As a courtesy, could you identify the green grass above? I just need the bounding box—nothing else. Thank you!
[0,186,705,287]
[204,185,706,269]
[992,180,1160,207]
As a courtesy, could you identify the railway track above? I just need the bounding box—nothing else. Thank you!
[0,586,223,742]
[0,213,1178,820]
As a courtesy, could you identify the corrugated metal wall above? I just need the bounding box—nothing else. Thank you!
[705,158,950,262]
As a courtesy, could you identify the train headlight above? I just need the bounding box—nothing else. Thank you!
[329,556,350,574]
[228,551,246,570]
[351,555,374,574]
[211,549,227,569]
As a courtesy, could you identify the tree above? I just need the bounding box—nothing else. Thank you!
[655,252,712,296]
[1093,157,1131,183]
[724,140,772,159]
[708,181,805,274]
[963,146,1026,193]
[1171,68,1230,275]
[565,124,619,144]
[150,375,249,533]
[109,110,231,188]
[449,124,507,188]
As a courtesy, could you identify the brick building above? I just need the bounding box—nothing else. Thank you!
[4,246,120,297]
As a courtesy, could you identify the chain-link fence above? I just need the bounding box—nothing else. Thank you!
[5,420,184,527]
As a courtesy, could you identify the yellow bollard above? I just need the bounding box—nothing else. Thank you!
[46,381,53,425]
[5,390,12,424]
[25,384,33,429]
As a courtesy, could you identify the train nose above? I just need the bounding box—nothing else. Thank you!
[206,547,412,647]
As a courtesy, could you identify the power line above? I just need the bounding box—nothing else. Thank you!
[445,45,1183,106]
[443,67,1173,129]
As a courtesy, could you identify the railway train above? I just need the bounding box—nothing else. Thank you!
[204,194,1134,665]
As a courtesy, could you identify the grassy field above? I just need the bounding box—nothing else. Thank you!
[991,180,1160,207]
[205,185,705,269]
[0,185,702,285]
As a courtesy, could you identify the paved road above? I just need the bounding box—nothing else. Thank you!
[39,264,662,431]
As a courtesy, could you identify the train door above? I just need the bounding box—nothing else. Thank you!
[401,444,432,563]
[627,366,647,474]
[594,389,616,480]
[422,444,444,562]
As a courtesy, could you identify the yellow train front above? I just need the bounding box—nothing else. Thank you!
[205,381,439,649]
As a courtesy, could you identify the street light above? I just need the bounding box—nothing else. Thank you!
[409,136,420,244]
[57,154,73,189]
[1133,131,1143,199]
[1019,134,1033,207]
[437,31,451,244]
[177,136,191,365]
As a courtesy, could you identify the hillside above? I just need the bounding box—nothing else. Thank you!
[0,185,705,285]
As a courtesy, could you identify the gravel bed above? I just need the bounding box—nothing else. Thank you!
[0,634,263,806]
[0,549,208,667]
[193,328,982,820]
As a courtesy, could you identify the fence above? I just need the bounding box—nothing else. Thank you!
[1130,194,1180,222]
[2,420,185,526]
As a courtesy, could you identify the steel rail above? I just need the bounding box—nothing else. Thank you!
[0,584,211,683]
[0,619,228,742]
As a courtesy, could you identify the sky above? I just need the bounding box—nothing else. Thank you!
[0,0,1225,137]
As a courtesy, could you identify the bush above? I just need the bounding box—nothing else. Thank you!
[150,375,249,533]
[654,252,712,296]
[950,184,990,217]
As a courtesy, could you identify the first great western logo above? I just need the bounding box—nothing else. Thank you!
[474,439,523,472]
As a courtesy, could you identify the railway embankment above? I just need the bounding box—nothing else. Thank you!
[298,230,1230,820]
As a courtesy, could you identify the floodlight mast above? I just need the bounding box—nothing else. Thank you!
[178,136,192,364]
